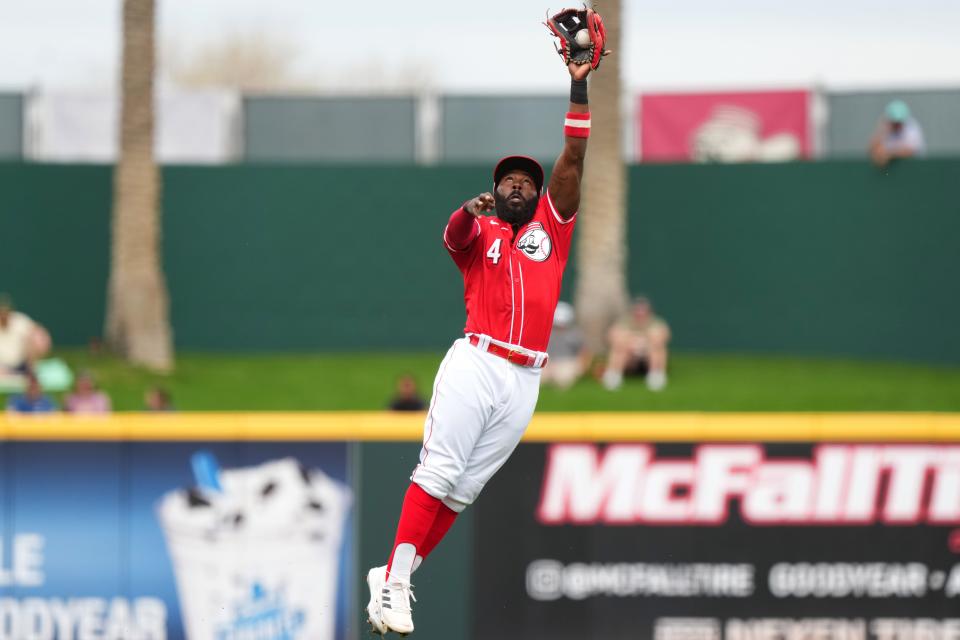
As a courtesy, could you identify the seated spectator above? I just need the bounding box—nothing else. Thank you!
[7,373,58,413]
[145,386,175,412]
[602,296,671,392]
[869,100,926,168]
[65,372,112,414]
[388,374,427,412]
[0,293,52,377]
[542,301,591,390]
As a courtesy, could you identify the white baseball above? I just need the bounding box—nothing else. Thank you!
[575,29,590,46]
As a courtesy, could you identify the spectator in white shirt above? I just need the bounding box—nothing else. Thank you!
[0,293,51,376]
[870,100,926,168]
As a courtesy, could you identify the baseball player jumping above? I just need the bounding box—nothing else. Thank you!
[367,8,609,635]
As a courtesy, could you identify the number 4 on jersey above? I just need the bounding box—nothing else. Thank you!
[486,238,502,264]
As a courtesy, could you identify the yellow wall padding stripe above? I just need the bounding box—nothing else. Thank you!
[1,412,959,442]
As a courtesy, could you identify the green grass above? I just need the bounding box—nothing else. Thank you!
[23,348,960,412]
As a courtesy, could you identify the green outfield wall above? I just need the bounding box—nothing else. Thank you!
[1,159,958,362]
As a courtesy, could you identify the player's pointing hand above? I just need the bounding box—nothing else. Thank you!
[465,193,495,217]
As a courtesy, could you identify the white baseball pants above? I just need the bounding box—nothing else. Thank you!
[411,336,542,512]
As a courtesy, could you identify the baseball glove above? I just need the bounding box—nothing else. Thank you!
[545,6,608,69]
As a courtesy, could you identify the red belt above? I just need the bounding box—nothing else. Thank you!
[468,334,547,368]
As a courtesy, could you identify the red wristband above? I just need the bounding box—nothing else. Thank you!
[564,111,591,138]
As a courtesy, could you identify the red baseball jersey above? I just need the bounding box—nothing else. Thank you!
[444,191,576,353]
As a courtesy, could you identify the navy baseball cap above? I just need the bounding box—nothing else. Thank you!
[494,155,544,194]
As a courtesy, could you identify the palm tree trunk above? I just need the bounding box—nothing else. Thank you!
[575,0,629,353]
[105,0,173,372]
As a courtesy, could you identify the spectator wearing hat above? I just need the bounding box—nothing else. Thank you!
[0,293,52,377]
[870,100,926,168]
[7,373,58,413]
[542,301,590,390]
[601,296,671,392]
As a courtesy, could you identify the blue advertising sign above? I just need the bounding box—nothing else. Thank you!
[0,441,353,640]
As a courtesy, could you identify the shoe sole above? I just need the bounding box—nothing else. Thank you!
[367,630,409,639]
[366,620,410,638]
[385,622,414,636]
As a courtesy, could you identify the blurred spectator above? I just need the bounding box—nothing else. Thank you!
[6,373,58,413]
[88,336,105,357]
[64,371,112,414]
[869,100,926,168]
[601,296,672,392]
[542,301,591,390]
[0,293,52,377]
[145,386,175,412]
[388,374,426,412]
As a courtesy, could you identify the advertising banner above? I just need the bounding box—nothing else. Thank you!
[0,440,352,640]
[639,90,811,162]
[475,442,960,640]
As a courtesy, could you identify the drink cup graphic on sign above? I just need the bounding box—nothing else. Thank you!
[157,452,351,640]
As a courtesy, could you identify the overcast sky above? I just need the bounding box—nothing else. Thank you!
[0,0,958,93]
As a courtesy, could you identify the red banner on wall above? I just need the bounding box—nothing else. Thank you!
[639,90,812,163]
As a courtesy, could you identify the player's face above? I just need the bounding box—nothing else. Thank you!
[494,170,538,226]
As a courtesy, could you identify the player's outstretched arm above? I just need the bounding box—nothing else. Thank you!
[548,62,592,220]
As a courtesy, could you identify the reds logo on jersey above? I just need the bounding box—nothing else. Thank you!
[517,224,552,262]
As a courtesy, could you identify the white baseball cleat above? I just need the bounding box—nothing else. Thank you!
[366,566,388,635]
[380,577,416,635]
